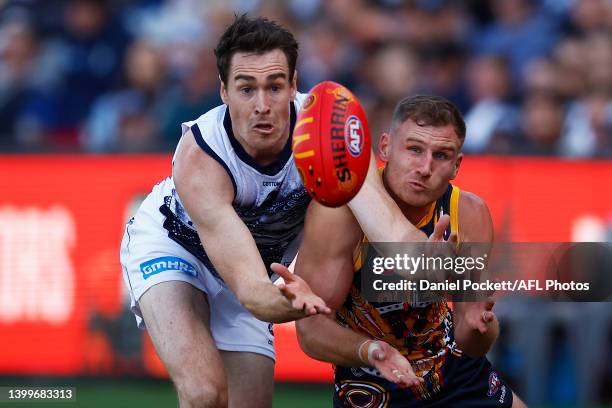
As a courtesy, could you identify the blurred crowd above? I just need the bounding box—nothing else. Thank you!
[0,0,611,156]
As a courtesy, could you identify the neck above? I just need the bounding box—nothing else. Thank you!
[234,128,290,167]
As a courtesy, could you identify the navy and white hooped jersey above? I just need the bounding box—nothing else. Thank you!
[155,93,311,280]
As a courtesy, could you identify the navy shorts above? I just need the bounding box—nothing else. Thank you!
[333,355,513,408]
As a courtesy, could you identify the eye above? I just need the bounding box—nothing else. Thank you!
[408,146,422,153]
[240,87,252,95]
[271,84,282,93]
[434,152,448,160]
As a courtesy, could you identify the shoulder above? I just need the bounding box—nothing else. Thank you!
[458,190,488,215]
[173,129,234,205]
[183,104,227,136]
[457,189,493,242]
[293,92,309,111]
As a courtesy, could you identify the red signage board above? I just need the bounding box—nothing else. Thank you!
[0,156,609,380]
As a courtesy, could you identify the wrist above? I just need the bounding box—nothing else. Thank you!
[358,339,382,366]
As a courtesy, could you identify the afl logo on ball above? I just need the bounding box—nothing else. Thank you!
[345,115,365,157]
[302,93,316,111]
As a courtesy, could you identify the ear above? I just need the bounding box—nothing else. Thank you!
[450,153,463,180]
[219,75,228,105]
[290,70,297,100]
[378,132,391,162]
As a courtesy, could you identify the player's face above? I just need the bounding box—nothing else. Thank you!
[220,49,297,165]
[379,119,463,210]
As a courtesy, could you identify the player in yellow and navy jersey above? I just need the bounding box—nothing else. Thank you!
[285,95,528,407]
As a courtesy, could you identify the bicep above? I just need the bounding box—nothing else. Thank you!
[173,131,269,289]
[295,201,362,310]
[173,129,235,228]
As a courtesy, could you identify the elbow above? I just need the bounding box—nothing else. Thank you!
[296,319,318,359]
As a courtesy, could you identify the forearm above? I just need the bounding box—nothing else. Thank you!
[239,281,302,323]
[197,215,297,322]
[296,315,372,367]
[348,156,426,243]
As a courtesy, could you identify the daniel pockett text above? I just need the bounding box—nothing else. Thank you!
[359,242,612,303]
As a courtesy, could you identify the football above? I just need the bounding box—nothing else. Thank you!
[293,81,371,207]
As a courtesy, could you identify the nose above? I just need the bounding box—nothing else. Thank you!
[416,154,433,178]
[254,91,271,115]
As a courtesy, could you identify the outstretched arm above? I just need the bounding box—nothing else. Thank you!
[174,131,329,323]
[294,201,423,387]
[348,154,427,243]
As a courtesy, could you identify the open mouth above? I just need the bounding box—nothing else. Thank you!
[253,123,274,133]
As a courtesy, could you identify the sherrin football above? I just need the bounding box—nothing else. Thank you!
[293,81,371,207]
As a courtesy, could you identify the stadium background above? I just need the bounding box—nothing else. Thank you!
[0,0,610,407]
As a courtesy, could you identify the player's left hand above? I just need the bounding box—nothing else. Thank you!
[270,263,332,316]
[365,340,424,388]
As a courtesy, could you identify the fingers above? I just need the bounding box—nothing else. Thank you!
[299,297,331,316]
[373,344,424,387]
[277,283,296,301]
[271,263,330,316]
[476,310,496,333]
[482,310,495,323]
[430,214,450,241]
[314,303,332,315]
[270,262,295,282]
[390,368,424,387]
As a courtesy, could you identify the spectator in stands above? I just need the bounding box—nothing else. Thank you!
[562,90,612,158]
[463,55,520,154]
[82,40,167,152]
[157,46,222,150]
[421,41,469,113]
[364,44,421,148]
[473,0,560,82]
[0,19,48,151]
[0,0,608,158]
[23,0,131,149]
[515,91,567,156]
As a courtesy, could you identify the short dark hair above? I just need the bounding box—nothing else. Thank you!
[214,14,298,84]
[391,95,466,145]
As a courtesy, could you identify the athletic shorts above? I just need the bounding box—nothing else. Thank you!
[334,354,513,408]
[120,180,275,360]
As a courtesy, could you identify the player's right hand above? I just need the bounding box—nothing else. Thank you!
[366,340,424,388]
[422,214,458,283]
[428,214,458,244]
[270,263,332,317]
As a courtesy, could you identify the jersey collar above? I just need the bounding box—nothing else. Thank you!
[223,102,297,176]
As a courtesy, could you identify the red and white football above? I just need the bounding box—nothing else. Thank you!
[293,81,371,207]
